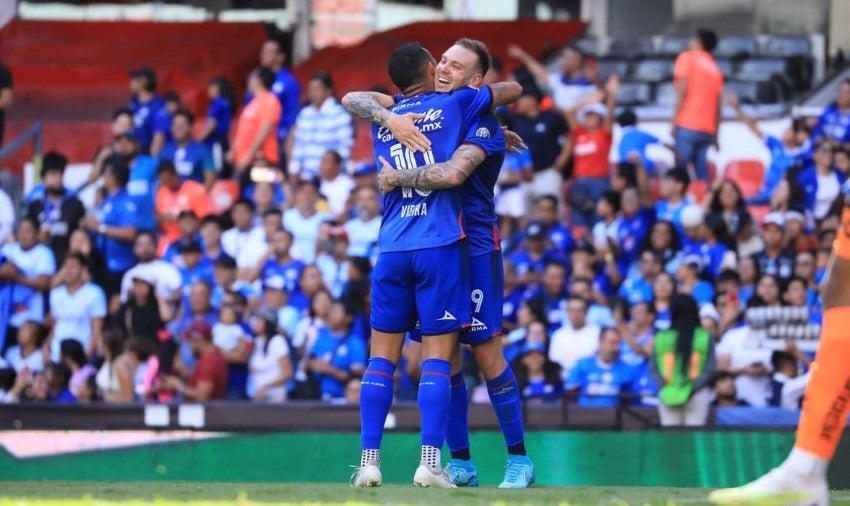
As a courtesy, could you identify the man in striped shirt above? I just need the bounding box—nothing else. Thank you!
[287,71,354,179]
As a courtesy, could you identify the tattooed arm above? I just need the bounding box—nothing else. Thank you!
[490,81,523,107]
[341,91,431,152]
[377,144,486,193]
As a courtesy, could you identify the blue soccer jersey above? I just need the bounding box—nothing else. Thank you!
[129,95,166,154]
[204,96,233,148]
[260,258,305,294]
[127,155,158,232]
[96,189,138,273]
[461,113,505,258]
[374,86,494,253]
[566,357,641,407]
[159,141,215,184]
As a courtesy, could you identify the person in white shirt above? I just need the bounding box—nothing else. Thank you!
[49,253,107,360]
[768,348,811,410]
[3,320,45,373]
[548,296,602,378]
[120,231,181,303]
[315,226,350,299]
[220,198,267,270]
[247,308,292,403]
[715,324,772,407]
[0,187,14,246]
[318,150,355,220]
[507,44,597,112]
[344,186,381,258]
[282,179,333,264]
[0,217,56,353]
[211,300,252,378]
[287,72,353,178]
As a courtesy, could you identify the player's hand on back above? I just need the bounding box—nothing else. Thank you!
[376,156,398,194]
[502,126,527,154]
[386,113,431,153]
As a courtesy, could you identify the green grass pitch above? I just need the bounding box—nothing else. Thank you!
[2,482,850,506]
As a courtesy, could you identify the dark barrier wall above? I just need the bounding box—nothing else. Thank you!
[6,430,850,488]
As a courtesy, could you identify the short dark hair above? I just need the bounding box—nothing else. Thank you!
[163,91,180,104]
[771,351,797,372]
[18,216,39,232]
[59,339,87,367]
[616,109,637,127]
[156,159,178,177]
[710,370,736,388]
[311,71,334,90]
[136,230,157,245]
[215,255,237,270]
[324,150,343,165]
[454,38,491,76]
[387,42,433,91]
[112,107,132,121]
[42,151,68,177]
[172,108,194,125]
[103,155,130,187]
[696,28,718,53]
[717,269,742,284]
[254,67,276,90]
[600,190,621,213]
[49,362,73,389]
[231,197,256,213]
[533,194,559,210]
[665,167,691,192]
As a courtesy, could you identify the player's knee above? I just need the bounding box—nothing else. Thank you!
[472,338,507,380]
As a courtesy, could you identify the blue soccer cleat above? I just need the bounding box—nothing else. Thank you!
[498,454,535,489]
[446,459,479,487]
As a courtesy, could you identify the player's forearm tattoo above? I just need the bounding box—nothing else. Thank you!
[342,92,391,126]
[490,81,522,107]
[392,145,486,190]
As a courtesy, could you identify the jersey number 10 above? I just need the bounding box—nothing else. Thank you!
[390,143,434,198]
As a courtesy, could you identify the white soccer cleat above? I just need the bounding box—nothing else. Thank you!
[708,465,829,506]
[351,462,382,487]
[413,462,457,488]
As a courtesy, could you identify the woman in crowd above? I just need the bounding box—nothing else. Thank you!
[511,321,563,404]
[652,272,677,330]
[201,76,235,173]
[652,294,716,426]
[59,339,97,398]
[3,321,45,374]
[305,301,365,401]
[292,288,332,362]
[705,179,747,241]
[503,296,548,364]
[112,274,174,347]
[96,329,135,403]
[796,139,845,221]
[641,220,683,276]
[247,309,292,403]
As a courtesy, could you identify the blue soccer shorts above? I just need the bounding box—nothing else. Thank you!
[461,250,504,345]
[371,241,470,336]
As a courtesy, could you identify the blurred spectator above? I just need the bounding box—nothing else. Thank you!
[163,211,202,265]
[11,362,75,403]
[616,109,667,175]
[699,302,723,341]
[796,139,845,220]
[58,229,105,292]
[503,87,570,206]
[619,250,662,305]
[340,258,371,339]
[509,221,561,287]
[155,160,212,252]
[305,301,365,401]
[676,254,715,306]
[211,257,256,310]
[655,168,692,234]
[531,195,574,255]
[258,38,301,150]
[0,217,56,354]
[716,322,772,407]
[247,308,292,403]
[495,130,533,239]
[530,261,569,331]
[318,150,355,220]
[591,190,621,252]
[82,156,140,300]
[112,272,174,348]
[292,288,332,360]
[172,280,217,372]
[507,44,597,111]
[569,276,614,328]
[283,179,333,264]
[151,91,181,157]
[229,67,282,175]
[158,109,216,189]
[113,132,158,234]
[565,78,618,227]
[200,77,235,172]
[249,228,304,295]
[616,187,654,270]
[641,220,683,275]
[24,151,85,264]
[3,321,44,374]
[0,186,12,246]
[344,187,381,258]
[548,296,601,377]
[620,301,656,367]
[753,213,795,281]
[48,253,106,360]
[316,226,350,299]
[59,339,97,398]
[653,272,678,330]
[290,265,326,314]
[221,199,266,271]
[199,216,226,264]
[727,95,811,205]
[259,275,300,339]
[211,297,252,399]
[163,320,228,401]
[768,348,810,409]
[710,371,748,407]
[250,182,283,223]
[812,78,850,146]
[120,232,182,304]
[512,330,563,405]
[735,213,765,259]
[671,28,723,181]
[566,327,642,407]
[652,294,715,426]
[96,329,134,403]
[288,72,353,179]
[87,108,135,189]
[681,209,734,279]
[128,67,165,155]
[0,60,12,146]
[704,180,747,238]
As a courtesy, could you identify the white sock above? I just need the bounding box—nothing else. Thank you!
[421,445,441,471]
[785,447,829,477]
[361,448,380,467]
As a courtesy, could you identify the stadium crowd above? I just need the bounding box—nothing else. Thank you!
[0,30,844,426]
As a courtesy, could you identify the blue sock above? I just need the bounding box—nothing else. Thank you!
[418,358,452,448]
[486,366,526,455]
[360,357,396,450]
[446,373,471,460]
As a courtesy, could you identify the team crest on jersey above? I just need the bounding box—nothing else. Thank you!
[475,127,491,138]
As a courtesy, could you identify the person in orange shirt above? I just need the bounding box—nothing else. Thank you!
[672,28,723,182]
[155,160,212,255]
[227,67,282,176]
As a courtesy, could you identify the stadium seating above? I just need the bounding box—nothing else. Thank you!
[714,36,759,60]
[616,81,653,106]
[595,59,630,82]
[654,81,675,107]
[608,37,654,60]
[714,58,735,79]
[723,159,766,198]
[632,59,674,84]
[656,36,689,57]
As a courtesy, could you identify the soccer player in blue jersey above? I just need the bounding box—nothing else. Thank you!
[343,42,522,488]
[348,39,533,488]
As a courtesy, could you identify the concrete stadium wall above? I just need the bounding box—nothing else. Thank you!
[2,430,848,488]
